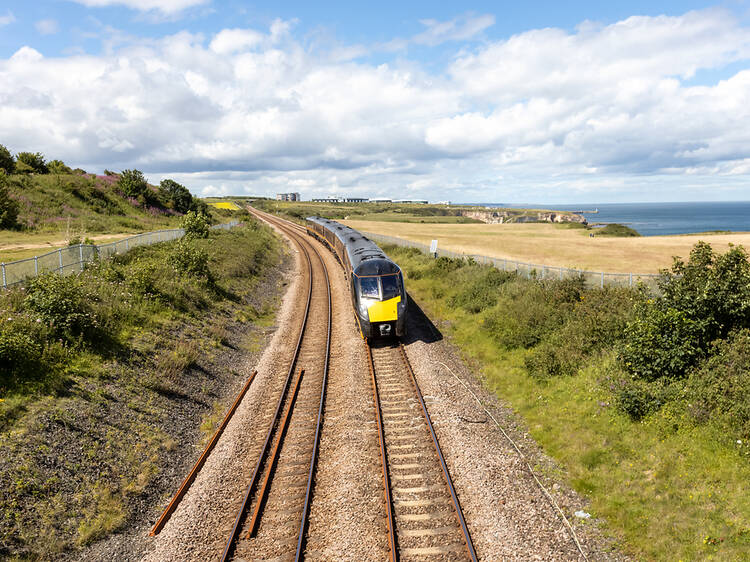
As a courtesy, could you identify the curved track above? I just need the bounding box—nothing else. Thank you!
[220,210,332,561]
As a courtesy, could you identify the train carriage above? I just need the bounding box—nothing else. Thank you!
[306,216,407,340]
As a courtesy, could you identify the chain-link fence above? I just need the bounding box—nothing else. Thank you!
[364,231,660,289]
[1,221,239,289]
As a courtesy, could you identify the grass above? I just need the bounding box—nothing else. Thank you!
[387,244,750,561]
[0,219,284,559]
[344,219,750,274]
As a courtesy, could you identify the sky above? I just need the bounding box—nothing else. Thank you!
[2,1,750,203]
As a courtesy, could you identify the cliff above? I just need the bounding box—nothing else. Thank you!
[458,209,587,225]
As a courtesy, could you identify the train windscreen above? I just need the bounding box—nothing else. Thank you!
[359,277,380,298]
[381,274,402,300]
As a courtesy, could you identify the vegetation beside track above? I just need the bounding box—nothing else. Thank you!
[0,217,285,559]
[385,242,750,561]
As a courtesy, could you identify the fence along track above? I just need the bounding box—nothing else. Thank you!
[368,342,477,561]
[222,212,331,561]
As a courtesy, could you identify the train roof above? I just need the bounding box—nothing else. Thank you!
[306,216,401,276]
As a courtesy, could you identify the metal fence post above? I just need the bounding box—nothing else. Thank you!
[629,272,633,287]
[125,238,129,252]
[1,263,5,289]
[600,271,604,289]
[79,244,84,271]
[58,248,63,273]
[34,256,38,275]
[559,267,563,280]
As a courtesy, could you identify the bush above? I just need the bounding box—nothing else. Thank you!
[159,179,194,214]
[168,240,211,280]
[0,176,20,229]
[686,329,750,438]
[118,169,148,198]
[25,274,98,342]
[127,260,159,295]
[0,328,43,389]
[47,160,73,174]
[0,144,14,174]
[15,152,48,174]
[614,377,668,421]
[180,211,210,239]
[621,242,750,381]
[449,266,513,313]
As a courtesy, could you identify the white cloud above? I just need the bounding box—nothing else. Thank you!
[0,11,15,26]
[35,19,60,35]
[70,0,209,15]
[2,9,750,202]
[414,13,495,46]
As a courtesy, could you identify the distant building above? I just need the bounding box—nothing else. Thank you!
[437,200,451,205]
[368,198,392,203]
[276,192,300,201]
[311,197,340,203]
[393,199,429,204]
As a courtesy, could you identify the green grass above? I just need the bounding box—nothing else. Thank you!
[387,245,750,561]
[0,219,283,559]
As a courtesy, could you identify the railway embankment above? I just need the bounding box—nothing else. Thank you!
[0,218,289,560]
[383,242,750,561]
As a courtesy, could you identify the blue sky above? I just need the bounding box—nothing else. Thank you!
[2,0,750,203]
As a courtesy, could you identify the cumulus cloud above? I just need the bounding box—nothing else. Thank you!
[2,9,750,202]
[70,0,209,15]
[35,19,60,35]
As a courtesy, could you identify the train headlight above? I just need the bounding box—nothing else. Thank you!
[359,298,376,316]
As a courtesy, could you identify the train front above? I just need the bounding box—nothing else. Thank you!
[353,259,408,339]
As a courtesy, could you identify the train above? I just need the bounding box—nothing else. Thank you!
[306,216,407,340]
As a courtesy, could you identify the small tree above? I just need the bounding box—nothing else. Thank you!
[0,144,14,174]
[47,160,73,174]
[159,179,194,214]
[180,210,210,239]
[118,169,148,198]
[15,152,48,174]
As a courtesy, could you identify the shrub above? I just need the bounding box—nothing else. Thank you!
[595,223,641,237]
[0,328,43,389]
[25,274,98,342]
[0,176,20,229]
[15,152,48,174]
[686,329,750,438]
[118,169,148,198]
[614,376,668,421]
[127,260,159,295]
[159,179,194,214]
[0,144,14,173]
[47,160,73,174]
[168,240,211,280]
[180,211,210,239]
[449,266,513,313]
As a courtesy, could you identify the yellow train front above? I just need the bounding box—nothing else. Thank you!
[306,216,408,340]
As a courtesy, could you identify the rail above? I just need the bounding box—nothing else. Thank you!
[362,231,659,289]
[0,220,239,289]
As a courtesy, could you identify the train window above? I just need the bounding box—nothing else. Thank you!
[359,277,379,299]
[381,274,401,300]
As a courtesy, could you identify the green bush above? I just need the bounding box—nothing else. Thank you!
[159,179,194,214]
[47,160,73,174]
[168,240,211,280]
[687,329,750,438]
[127,260,159,295]
[0,176,20,229]
[180,211,210,239]
[15,152,48,174]
[24,274,98,342]
[449,266,513,313]
[0,328,43,389]
[621,242,750,381]
[0,144,14,174]
[594,223,641,237]
[118,169,148,198]
[614,376,668,421]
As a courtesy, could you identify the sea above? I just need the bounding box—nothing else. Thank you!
[480,201,750,237]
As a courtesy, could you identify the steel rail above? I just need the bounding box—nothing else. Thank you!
[149,370,258,536]
[220,226,314,562]
[398,344,478,562]
[366,345,398,562]
[295,243,332,560]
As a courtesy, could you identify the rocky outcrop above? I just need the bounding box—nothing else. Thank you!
[459,209,587,225]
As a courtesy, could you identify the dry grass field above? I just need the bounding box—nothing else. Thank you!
[342,220,750,273]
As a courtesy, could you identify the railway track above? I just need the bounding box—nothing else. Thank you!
[368,341,477,561]
[220,211,332,561]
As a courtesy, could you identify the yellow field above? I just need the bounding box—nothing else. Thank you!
[0,233,133,263]
[210,201,241,210]
[342,220,750,273]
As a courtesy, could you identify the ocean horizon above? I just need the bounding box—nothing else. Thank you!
[475,201,750,237]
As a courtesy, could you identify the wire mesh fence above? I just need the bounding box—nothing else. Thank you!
[1,221,240,289]
[363,231,660,290]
